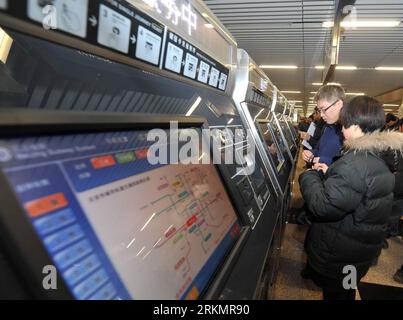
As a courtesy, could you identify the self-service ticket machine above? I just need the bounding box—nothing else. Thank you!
[266,90,300,227]
[232,50,297,199]
[231,49,300,296]
[283,103,300,147]
[271,92,299,163]
[0,0,282,300]
[293,108,300,126]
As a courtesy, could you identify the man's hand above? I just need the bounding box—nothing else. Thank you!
[302,150,314,162]
[313,163,329,174]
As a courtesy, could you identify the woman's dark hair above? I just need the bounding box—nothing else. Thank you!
[339,96,385,133]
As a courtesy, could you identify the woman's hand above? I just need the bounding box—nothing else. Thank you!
[302,150,314,162]
[313,163,329,174]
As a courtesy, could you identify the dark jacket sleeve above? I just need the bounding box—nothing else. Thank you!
[299,161,364,222]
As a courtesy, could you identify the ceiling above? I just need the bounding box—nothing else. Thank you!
[203,0,403,115]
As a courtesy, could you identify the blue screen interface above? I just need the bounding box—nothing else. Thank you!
[0,129,240,300]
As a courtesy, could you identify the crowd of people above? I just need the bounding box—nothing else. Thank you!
[294,85,403,300]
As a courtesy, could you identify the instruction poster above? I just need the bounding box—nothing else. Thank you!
[218,73,228,91]
[27,0,88,38]
[209,67,220,88]
[164,43,184,74]
[198,61,210,84]
[135,25,162,66]
[97,4,131,54]
[183,53,198,79]
[8,1,229,91]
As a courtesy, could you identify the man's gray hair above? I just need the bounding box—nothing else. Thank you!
[314,85,346,103]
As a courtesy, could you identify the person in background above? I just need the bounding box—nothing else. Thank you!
[301,113,317,151]
[299,96,399,300]
[298,116,312,132]
[398,117,403,132]
[384,113,400,131]
[302,85,345,167]
[304,108,326,150]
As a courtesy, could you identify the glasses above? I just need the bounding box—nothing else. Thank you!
[317,99,339,114]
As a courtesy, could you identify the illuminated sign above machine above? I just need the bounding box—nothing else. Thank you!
[141,0,197,35]
[0,0,228,92]
[162,30,229,91]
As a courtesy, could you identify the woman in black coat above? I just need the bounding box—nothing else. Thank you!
[299,96,400,300]
[381,132,403,237]
[381,131,403,283]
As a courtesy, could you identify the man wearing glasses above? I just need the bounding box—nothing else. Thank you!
[290,85,346,225]
[302,85,346,166]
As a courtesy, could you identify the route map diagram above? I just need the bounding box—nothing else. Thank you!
[77,162,238,299]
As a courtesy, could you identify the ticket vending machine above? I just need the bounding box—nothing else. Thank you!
[0,111,248,300]
[291,109,300,144]
[271,92,299,163]
[0,0,282,299]
[231,49,299,296]
[232,49,296,199]
[293,108,300,126]
[267,90,300,225]
[283,104,300,147]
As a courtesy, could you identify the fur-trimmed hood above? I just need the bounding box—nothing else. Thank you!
[344,130,403,153]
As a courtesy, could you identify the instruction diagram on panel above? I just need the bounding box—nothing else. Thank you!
[208,67,220,88]
[165,43,184,74]
[77,162,237,299]
[218,73,228,91]
[197,61,210,84]
[27,0,89,38]
[97,4,131,54]
[0,0,7,10]
[183,53,198,79]
[135,25,162,66]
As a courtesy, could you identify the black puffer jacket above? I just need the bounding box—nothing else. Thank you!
[379,132,403,235]
[380,132,403,199]
[299,131,400,280]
